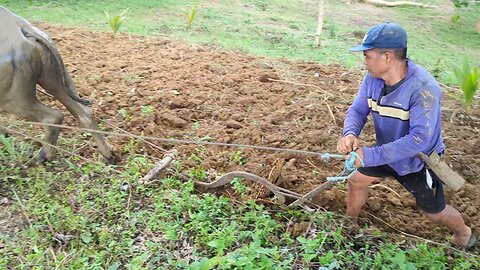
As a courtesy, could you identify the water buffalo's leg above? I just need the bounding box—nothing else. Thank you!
[3,53,63,162]
[10,100,64,162]
[38,72,113,161]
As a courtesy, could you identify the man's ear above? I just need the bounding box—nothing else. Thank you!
[384,51,392,63]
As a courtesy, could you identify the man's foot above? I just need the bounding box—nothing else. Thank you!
[462,234,478,251]
[453,227,477,250]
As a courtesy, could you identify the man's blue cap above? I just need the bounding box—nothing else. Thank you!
[350,22,407,52]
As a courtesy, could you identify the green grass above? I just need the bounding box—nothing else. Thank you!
[0,136,478,269]
[3,0,478,85]
[393,2,480,84]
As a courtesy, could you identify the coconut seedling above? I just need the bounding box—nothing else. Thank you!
[452,57,480,113]
[185,6,197,28]
[104,9,128,35]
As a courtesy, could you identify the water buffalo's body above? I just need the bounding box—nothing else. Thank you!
[0,6,113,161]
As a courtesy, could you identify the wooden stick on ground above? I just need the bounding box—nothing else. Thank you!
[362,0,437,8]
[194,171,304,204]
[139,149,178,184]
[290,181,335,206]
[195,171,340,210]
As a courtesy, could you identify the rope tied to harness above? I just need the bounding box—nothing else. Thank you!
[321,151,364,182]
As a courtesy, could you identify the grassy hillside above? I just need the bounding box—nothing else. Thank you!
[2,0,479,85]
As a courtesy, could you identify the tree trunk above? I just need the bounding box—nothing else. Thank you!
[315,0,325,47]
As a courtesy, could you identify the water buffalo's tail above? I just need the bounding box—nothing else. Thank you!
[21,27,92,106]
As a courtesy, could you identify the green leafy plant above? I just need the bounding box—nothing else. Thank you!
[231,177,248,195]
[231,150,246,165]
[189,146,207,165]
[329,23,337,39]
[431,58,445,79]
[185,6,197,28]
[452,57,480,112]
[191,121,201,129]
[117,108,130,121]
[297,236,321,263]
[450,14,461,24]
[452,0,468,8]
[0,135,33,163]
[140,105,155,117]
[123,138,140,154]
[199,135,212,142]
[252,0,268,10]
[0,135,19,160]
[187,258,210,270]
[104,9,128,35]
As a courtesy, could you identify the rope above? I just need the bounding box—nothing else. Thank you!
[1,119,364,182]
[1,120,332,158]
[321,151,364,182]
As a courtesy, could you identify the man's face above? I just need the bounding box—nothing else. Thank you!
[363,49,388,78]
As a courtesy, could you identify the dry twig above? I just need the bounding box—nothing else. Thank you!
[139,149,178,184]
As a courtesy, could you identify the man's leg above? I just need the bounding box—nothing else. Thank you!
[424,205,473,248]
[397,168,475,249]
[347,171,378,221]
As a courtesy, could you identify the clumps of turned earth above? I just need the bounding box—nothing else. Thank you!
[33,23,480,243]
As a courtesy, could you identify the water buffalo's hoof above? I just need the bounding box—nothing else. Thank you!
[105,150,121,164]
[37,148,55,163]
[37,149,48,163]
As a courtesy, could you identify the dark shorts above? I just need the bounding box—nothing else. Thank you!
[358,165,446,214]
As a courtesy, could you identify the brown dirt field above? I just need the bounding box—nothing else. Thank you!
[19,23,480,247]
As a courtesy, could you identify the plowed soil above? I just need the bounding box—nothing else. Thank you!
[26,23,480,246]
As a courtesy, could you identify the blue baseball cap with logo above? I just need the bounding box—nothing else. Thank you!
[350,22,407,51]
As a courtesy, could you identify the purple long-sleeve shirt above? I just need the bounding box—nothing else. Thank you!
[343,60,445,176]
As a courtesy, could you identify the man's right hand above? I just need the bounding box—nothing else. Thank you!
[337,134,360,154]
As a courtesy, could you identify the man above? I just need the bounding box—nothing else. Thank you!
[337,22,476,250]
